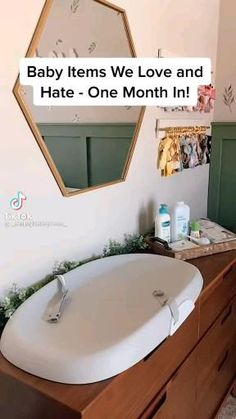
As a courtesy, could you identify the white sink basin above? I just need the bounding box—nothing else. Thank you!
[0,254,203,384]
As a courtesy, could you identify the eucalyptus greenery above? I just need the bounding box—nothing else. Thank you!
[0,234,148,328]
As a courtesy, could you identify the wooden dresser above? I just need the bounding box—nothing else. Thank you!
[0,251,235,419]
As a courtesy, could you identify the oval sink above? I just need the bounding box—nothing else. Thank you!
[0,254,203,384]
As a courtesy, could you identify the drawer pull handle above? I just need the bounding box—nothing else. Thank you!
[221,306,233,325]
[148,392,167,418]
[223,265,234,279]
[218,350,229,372]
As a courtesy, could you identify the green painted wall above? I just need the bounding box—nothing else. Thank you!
[38,123,136,189]
[208,123,236,232]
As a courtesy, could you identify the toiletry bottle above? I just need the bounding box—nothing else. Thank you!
[190,221,201,239]
[172,202,190,241]
[155,204,171,243]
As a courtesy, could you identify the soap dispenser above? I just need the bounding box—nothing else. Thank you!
[155,204,171,243]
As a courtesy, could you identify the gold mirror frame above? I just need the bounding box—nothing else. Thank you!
[13,0,145,197]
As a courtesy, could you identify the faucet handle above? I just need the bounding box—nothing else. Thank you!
[46,275,69,323]
[55,275,67,293]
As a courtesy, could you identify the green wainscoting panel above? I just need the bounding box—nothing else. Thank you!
[87,136,132,185]
[208,123,236,232]
[44,136,88,189]
[38,123,136,189]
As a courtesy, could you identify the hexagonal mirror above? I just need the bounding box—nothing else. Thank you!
[14,0,144,197]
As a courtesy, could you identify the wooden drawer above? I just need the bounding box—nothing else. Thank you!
[197,342,236,419]
[83,306,199,419]
[198,298,236,391]
[199,262,236,337]
[140,349,197,419]
[197,300,236,419]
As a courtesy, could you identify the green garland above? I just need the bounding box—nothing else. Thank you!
[0,234,148,328]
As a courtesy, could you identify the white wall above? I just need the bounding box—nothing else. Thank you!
[214,0,236,121]
[0,0,220,295]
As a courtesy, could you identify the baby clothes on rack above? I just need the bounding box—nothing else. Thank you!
[158,130,212,177]
[158,135,181,176]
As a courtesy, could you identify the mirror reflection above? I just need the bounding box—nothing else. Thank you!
[16,0,142,195]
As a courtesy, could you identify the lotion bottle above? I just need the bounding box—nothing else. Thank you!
[155,204,171,243]
[172,202,190,241]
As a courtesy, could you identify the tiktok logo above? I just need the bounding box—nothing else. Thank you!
[10,192,27,210]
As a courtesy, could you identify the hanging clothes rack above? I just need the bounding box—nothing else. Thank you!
[159,126,210,135]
